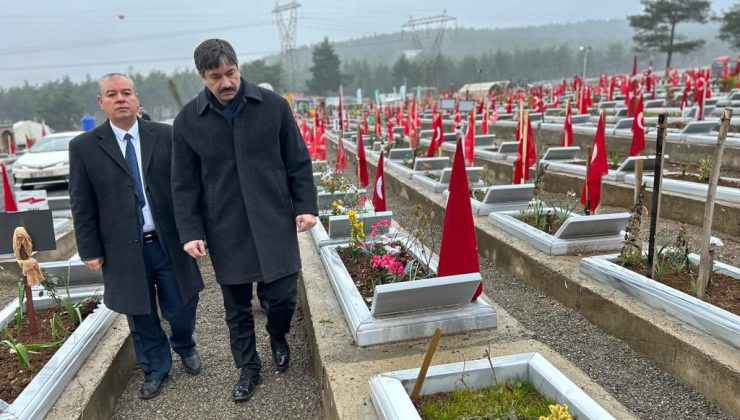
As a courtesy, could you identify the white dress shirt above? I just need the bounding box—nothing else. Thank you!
[109,120,156,232]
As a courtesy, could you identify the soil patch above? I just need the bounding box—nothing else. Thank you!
[514,212,565,235]
[0,299,99,404]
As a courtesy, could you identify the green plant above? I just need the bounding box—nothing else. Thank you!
[679,163,689,177]
[608,151,621,168]
[550,191,578,224]
[619,183,647,267]
[698,158,713,182]
[1,338,60,370]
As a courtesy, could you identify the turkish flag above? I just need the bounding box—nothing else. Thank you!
[580,113,609,213]
[630,94,645,156]
[335,135,347,173]
[426,113,443,157]
[481,106,488,135]
[2,163,18,212]
[372,151,386,211]
[356,130,369,187]
[463,110,475,166]
[513,114,535,184]
[8,135,15,156]
[562,99,573,147]
[489,107,498,128]
[386,119,394,142]
[437,140,482,301]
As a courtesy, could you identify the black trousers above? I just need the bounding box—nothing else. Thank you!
[220,272,298,371]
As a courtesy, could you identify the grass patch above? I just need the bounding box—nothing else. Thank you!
[416,378,559,419]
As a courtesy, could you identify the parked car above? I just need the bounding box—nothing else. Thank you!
[12,131,82,189]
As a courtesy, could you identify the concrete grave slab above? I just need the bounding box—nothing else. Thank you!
[412,167,484,193]
[624,174,740,204]
[541,146,581,161]
[466,184,536,216]
[310,211,393,248]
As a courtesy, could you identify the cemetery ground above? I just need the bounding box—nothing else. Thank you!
[323,130,738,418]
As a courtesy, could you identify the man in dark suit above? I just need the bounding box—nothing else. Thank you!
[171,39,317,402]
[69,73,204,400]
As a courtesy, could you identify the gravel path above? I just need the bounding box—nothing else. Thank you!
[111,257,322,420]
[385,192,735,420]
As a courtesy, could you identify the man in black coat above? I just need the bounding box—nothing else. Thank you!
[172,39,317,402]
[69,73,204,400]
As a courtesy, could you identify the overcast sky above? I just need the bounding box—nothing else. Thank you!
[1,0,736,87]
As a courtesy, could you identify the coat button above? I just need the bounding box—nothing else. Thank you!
[225,130,232,136]
[128,186,133,190]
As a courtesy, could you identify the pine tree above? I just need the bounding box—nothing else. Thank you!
[306,37,342,95]
[628,0,711,69]
[718,3,740,50]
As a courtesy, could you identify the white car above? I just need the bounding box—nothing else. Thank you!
[12,131,82,189]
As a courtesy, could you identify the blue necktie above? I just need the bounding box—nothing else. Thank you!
[123,133,145,227]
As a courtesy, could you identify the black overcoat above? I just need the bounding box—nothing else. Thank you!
[171,80,317,285]
[68,118,204,315]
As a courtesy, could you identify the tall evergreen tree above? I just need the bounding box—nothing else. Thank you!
[718,3,740,49]
[241,60,285,93]
[628,0,711,69]
[306,37,342,95]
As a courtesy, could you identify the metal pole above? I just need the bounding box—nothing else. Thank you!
[646,114,667,278]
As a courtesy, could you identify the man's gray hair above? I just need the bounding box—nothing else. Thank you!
[193,39,238,74]
[98,73,135,94]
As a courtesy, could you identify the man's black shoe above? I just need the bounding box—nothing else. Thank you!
[233,369,261,402]
[139,377,166,400]
[181,351,202,375]
[270,336,290,372]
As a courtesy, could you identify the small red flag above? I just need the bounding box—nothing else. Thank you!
[581,113,609,213]
[426,113,443,157]
[629,94,645,156]
[356,130,369,187]
[562,99,573,147]
[513,114,535,184]
[335,135,347,173]
[463,110,475,166]
[437,139,482,301]
[481,105,489,135]
[372,151,386,211]
[8,135,16,156]
[2,163,18,212]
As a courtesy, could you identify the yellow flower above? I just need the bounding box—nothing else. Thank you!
[538,404,572,420]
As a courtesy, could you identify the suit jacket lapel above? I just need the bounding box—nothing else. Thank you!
[96,122,133,178]
[139,118,156,176]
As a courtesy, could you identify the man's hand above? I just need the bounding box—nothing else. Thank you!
[184,240,208,259]
[84,258,104,272]
[296,214,317,232]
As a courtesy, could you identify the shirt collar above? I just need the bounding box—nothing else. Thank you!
[110,119,140,143]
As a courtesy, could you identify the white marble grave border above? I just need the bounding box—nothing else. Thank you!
[579,253,739,348]
[369,352,615,420]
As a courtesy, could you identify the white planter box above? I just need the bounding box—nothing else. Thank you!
[309,211,393,248]
[369,352,614,420]
[488,209,629,255]
[386,157,449,180]
[580,253,740,348]
[317,189,367,211]
[476,141,518,161]
[0,293,116,419]
[625,174,740,204]
[319,241,497,346]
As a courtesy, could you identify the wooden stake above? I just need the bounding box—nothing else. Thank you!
[410,327,443,401]
[634,159,644,204]
[646,114,667,279]
[697,108,733,298]
[17,245,38,336]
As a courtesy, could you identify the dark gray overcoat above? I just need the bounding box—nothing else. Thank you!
[69,118,204,315]
[171,80,318,285]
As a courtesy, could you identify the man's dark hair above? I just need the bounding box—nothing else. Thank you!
[193,39,238,75]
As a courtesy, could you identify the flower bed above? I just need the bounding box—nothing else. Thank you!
[318,219,496,346]
[580,253,740,348]
[0,290,116,419]
[369,352,614,420]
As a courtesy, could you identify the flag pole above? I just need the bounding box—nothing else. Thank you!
[585,145,591,216]
[521,110,528,182]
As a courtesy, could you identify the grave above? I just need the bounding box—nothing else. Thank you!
[541,146,581,161]
[466,184,536,216]
[413,166,484,193]
[310,211,393,248]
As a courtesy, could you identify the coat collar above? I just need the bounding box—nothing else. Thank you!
[196,78,262,116]
[95,117,157,179]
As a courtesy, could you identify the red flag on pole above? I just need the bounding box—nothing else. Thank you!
[372,151,386,211]
[562,98,573,147]
[580,113,609,213]
[2,163,18,212]
[356,130,369,187]
[335,135,347,173]
[513,113,535,184]
[481,104,489,135]
[629,94,645,156]
[8,135,16,156]
[426,113,443,157]
[338,86,344,131]
[463,110,475,166]
[437,139,482,301]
